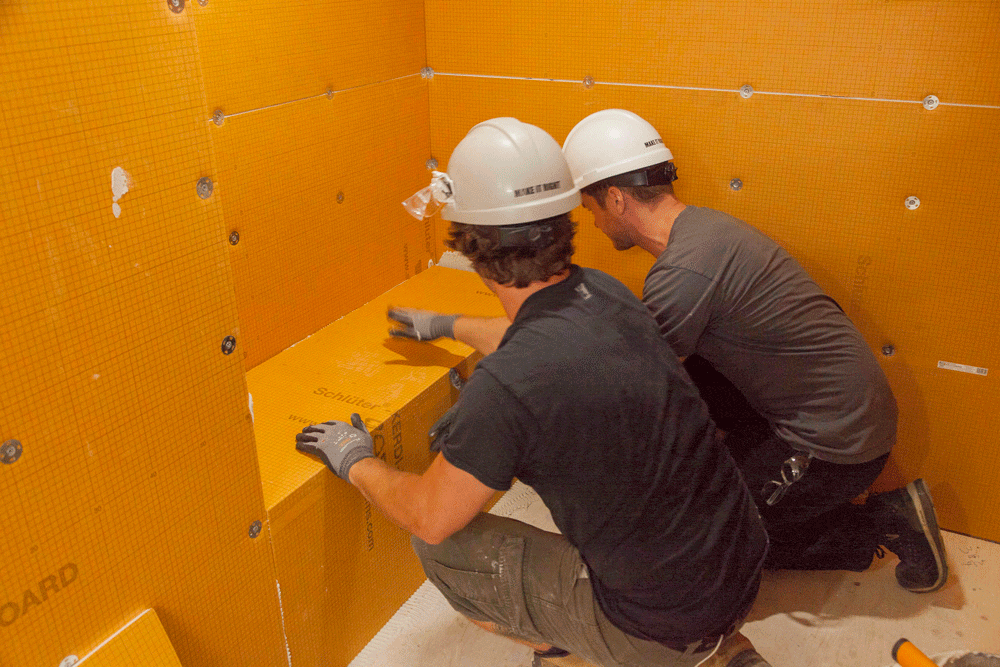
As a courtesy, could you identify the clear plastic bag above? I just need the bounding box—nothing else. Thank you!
[401,171,454,220]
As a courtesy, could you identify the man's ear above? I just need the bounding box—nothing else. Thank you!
[607,186,626,216]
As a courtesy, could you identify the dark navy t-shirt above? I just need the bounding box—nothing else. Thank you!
[440,265,767,645]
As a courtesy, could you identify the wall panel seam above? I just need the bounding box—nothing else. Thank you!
[432,72,1000,110]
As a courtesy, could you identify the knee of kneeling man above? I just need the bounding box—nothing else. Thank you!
[410,533,436,563]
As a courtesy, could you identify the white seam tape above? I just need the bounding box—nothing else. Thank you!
[937,360,988,376]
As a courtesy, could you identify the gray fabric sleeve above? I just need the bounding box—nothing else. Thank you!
[642,266,715,357]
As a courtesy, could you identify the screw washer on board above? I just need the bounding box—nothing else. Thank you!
[882,345,896,357]
[248,520,262,538]
[730,178,743,191]
[1,439,22,465]
[212,109,225,126]
[168,0,184,13]
[326,88,334,100]
[337,191,345,204]
[740,84,754,99]
[426,157,439,170]
[923,95,939,111]
[221,335,237,355]
[421,67,435,79]
[229,231,240,246]
[583,75,595,89]
[905,196,921,210]
[197,177,214,199]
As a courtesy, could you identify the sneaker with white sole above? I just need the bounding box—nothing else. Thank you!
[870,479,948,592]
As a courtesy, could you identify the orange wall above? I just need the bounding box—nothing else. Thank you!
[197,0,435,369]
[1,0,431,664]
[425,1,1000,541]
[1,2,287,665]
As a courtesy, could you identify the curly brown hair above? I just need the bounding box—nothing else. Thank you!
[444,214,576,287]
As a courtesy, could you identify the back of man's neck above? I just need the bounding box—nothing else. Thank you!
[491,268,572,320]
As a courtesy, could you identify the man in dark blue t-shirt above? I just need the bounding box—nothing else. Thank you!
[296,118,771,667]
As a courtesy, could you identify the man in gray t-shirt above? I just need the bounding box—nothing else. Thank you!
[562,108,948,593]
[644,205,896,465]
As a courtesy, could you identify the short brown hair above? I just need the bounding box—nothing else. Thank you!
[581,181,674,207]
[445,214,576,287]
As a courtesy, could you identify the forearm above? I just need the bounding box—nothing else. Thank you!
[453,316,511,355]
[348,457,439,543]
[298,414,492,544]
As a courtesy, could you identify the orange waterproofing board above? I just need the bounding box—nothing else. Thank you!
[1,2,286,666]
[192,0,434,371]
[424,1,1000,542]
[247,265,506,667]
[77,609,182,667]
[216,76,435,372]
[192,0,426,117]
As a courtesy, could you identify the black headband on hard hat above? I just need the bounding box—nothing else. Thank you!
[496,221,555,249]
[604,161,678,188]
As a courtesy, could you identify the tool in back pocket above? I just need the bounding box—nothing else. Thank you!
[762,453,811,506]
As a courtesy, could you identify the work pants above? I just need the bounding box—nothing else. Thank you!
[412,513,749,667]
[684,355,889,572]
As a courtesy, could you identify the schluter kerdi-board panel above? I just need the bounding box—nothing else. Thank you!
[1,2,286,665]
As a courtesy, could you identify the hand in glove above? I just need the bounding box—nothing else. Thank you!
[388,307,459,342]
[295,413,374,482]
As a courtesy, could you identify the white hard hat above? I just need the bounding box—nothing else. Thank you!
[441,117,580,226]
[562,109,675,189]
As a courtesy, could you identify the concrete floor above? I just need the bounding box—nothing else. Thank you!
[349,482,1000,667]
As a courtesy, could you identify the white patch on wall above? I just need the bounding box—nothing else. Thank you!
[111,167,131,218]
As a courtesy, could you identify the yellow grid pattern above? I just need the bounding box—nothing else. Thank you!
[1,2,285,665]
[216,76,434,369]
[200,0,434,369]
[425,0,1000,104]
[194,0,426,114]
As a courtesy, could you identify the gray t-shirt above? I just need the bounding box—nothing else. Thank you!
[644,206,897,464]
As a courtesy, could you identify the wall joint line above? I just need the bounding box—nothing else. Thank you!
[432,72,1000,110]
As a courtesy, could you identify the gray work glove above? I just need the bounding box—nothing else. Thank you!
[388,307,459,342]
[295,413,374,482]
